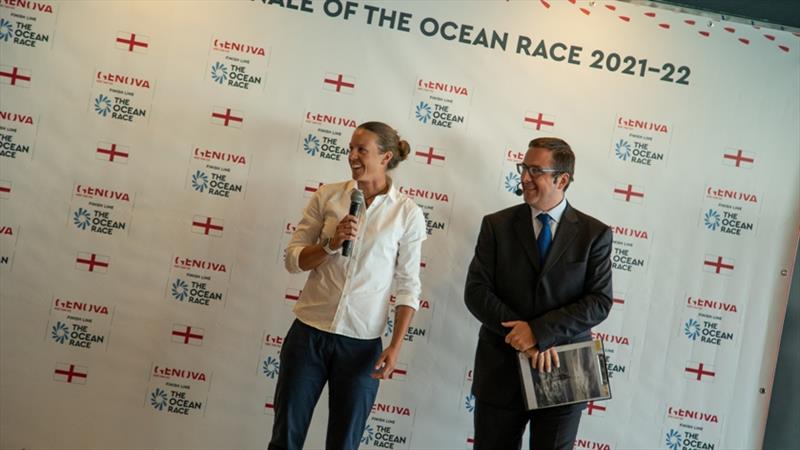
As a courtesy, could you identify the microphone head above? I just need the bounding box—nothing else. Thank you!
[351,188,364,205]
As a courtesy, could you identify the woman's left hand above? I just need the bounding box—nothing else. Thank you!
[371,346,400,380]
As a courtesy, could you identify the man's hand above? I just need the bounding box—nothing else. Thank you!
[525,347,560,373]
[371,345,400,380]
[501,320,536,351]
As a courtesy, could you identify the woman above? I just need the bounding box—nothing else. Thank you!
[269,121,426,450]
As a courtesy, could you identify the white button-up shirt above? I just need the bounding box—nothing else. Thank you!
[285,179,426,339]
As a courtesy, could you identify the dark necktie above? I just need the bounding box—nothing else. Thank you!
[537,213,552,264]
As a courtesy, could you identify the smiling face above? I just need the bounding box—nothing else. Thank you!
[521,146,569,210]
[348,127,392,183]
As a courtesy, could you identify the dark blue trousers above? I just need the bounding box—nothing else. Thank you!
[268,319,382,450]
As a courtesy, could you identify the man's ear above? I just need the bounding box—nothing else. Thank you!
[555,173,570,190]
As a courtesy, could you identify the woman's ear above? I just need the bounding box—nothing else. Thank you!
[382,151,394,166]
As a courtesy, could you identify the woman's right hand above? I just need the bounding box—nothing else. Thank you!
[330,215,359,250]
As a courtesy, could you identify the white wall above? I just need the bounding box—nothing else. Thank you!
[1,1,798,449]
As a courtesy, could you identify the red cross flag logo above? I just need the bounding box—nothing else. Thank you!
[171,324,204,345]
[211,107,244,128]
[54,363,88,384]
[0,65,32,87]
[323,72,356,93]
[612,292,626,309]
[703,254,735,275]
[265,396,275,415]
[115,31,149,53]
[192,215,224,237]
[685,361,715,382]
[284,288,302,304]
[613,183,645,203]
[75,252,110,273]
[389,363,408,381]
[584,400,607,416]
[722,149,755,169]
[414,146,446,167]
[0,180,11,199]
[304,180,323,197]
[523,111,556,131]
[96,141,130,163]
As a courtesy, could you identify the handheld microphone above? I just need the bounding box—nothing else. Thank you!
[342,189,364,257]
[514,182,523,196]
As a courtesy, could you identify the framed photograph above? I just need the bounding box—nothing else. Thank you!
[517,339,611,410]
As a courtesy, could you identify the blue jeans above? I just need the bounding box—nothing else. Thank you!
[268,319,382,450]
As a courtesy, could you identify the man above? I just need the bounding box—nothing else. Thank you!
[464,137,613,450]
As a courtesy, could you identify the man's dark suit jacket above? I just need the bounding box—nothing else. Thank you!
[465,202,613,408]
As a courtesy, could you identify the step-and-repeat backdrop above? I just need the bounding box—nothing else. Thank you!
[1,1,798,449]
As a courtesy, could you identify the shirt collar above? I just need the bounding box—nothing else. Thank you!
[530,196,567,224]
[386,177,398,202]
[346,177,397,203]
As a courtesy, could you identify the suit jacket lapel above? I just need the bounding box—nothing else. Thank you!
[512,205,541,273]
[541,203,579,275]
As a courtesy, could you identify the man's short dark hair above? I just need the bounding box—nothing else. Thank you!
[528,137,575,191]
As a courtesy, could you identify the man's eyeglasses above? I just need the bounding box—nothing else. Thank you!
[516,163,561,178]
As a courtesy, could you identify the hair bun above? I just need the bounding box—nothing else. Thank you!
[397,139,410,161]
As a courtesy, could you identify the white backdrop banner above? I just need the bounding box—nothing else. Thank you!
[1,1,799,449]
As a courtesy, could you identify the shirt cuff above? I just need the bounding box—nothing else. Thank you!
[284,245,304,274]
[393,293,420,311]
